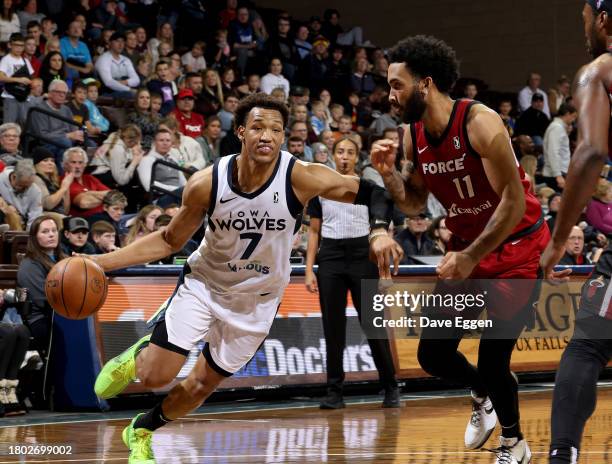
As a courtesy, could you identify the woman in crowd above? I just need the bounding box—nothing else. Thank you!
[159,116,206,172]
[318,89,333,121]
[200,69,224,117]
[311,142,334,169]
[548,75,571,117]
[320,129,336,154]
[91,125,145,209]
[252,16,268,52]
[17,215,66,359]
[0,0,20,43]
[123,204,163,246]
[220,67,236,97]
[32,147,72,215]
[135,55,152,84]
[200,115,222,166]
[428,216,452,255]
[586,178,612,237]
[147,21,173,66]
[372,56,389,87]
[38,51,66,93]
[127,88,160,151]
[236,73,260,97]
[304,137,399,410]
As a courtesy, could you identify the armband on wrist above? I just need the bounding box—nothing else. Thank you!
[371,219,389,231]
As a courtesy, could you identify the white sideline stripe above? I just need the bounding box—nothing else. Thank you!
[181,418,271,423]
[1,385,608,429]
[0,450,610,464]
[0,394,452,429]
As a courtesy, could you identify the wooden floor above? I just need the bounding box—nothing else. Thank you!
[1,387,612,463]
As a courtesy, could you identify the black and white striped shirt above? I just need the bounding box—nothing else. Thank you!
[307,196,370,239]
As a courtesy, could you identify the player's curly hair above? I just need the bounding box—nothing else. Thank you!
[234,93,290,130]
[388,35,460,94]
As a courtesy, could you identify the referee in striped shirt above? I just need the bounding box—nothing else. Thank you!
[305,137,401,409]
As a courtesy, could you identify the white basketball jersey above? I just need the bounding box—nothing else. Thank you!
[188,151,301,295]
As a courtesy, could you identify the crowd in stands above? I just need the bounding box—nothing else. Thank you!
[0,0,608,416]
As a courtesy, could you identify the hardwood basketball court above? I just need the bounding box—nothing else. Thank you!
[1,384,611,463]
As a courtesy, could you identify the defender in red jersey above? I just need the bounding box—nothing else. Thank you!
[542,2,612,463]
[370,35,547,463]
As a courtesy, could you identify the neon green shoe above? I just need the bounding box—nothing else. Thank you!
[122,414,155,463]
[94,334,151,399]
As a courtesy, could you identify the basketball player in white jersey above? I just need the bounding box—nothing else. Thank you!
[92,93,403,463]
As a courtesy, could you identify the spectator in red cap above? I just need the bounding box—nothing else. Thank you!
[172,89,205,140]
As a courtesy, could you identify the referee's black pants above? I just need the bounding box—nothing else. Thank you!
[316,236,397,394]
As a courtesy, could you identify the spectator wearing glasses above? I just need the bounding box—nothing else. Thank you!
[0,159,42,230]
[30,80,85,166]
[0,123,23,167]
[559,226,591,265]
[428,216,452,255]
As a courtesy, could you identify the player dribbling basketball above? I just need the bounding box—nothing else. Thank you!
[91,93,402,464]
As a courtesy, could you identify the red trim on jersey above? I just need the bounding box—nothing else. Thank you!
[413,99,542,244]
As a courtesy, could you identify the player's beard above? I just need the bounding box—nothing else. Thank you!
[587,22,607,58]
[400,89,427,124]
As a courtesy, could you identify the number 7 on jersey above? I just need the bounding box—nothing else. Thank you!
[239,233,262,259]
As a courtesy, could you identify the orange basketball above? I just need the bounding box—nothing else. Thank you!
[45,257,108,320]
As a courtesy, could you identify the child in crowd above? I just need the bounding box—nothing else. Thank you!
[329,103,344,131]
[150,92,163,118]
[310,100,329,136]
[91,220,120,254]
[82,78,109,134]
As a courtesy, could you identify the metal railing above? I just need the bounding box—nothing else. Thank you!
[150,157,196,200]
[22,105,88,155]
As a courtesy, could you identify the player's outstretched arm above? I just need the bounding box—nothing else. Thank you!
[370,135,429,216]
[439,106,525,279]
[291,160,361,204]
[94,168,213,272]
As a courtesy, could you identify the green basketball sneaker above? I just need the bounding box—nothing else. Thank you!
[94,334,151,399]
[123,413,155,463]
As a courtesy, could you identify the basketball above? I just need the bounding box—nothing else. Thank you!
[45,257,108,320]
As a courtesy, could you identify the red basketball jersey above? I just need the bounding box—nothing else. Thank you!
[412,99,542,242]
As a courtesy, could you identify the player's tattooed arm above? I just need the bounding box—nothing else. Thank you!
[95,167,212,271]
[461,105,526,263]
[369,127,428,215]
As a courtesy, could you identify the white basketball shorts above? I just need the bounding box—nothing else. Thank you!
[161,274,281,376]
